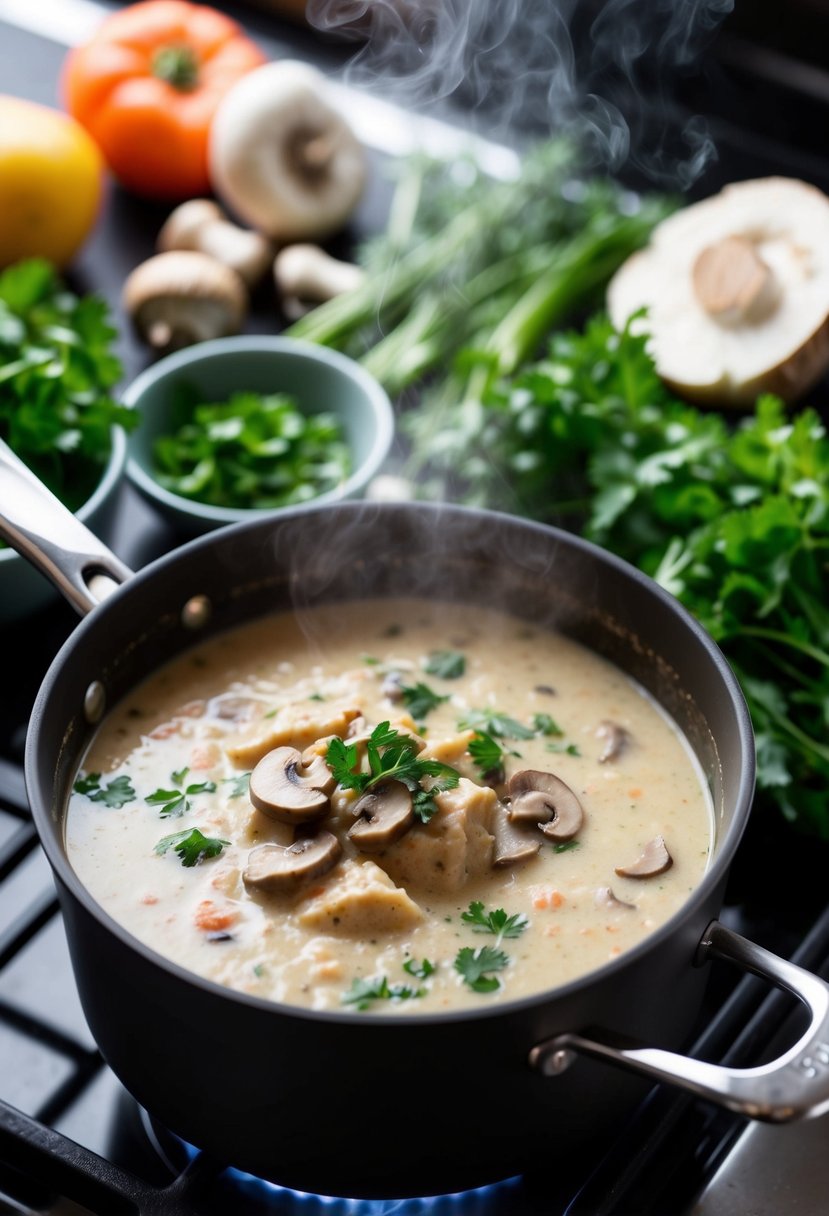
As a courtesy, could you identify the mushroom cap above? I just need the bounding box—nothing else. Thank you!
[209,60,368,242]
[157,200,225,252]
[122,251,247,350]
[615,834,673,879]
[348,780,414,852]
[595,886,636,910]
[608,177,829,405]
[249,745,333,824]
[492,802,541,867]
[596,720,628,764]
[243,832,342,894]
[508,770,584,841]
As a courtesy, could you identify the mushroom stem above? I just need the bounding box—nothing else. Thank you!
[692,235,779,326]
[157,199,273,289]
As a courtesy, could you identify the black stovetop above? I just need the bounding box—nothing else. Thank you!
[3,2,829,1213]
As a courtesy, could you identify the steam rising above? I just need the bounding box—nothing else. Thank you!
[307,0,735,187]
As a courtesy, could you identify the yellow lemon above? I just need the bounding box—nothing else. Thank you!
[0,95,103,269]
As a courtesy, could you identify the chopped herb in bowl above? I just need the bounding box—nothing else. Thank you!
[151,383,351,510]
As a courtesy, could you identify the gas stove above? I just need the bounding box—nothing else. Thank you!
[2,2,829,1212]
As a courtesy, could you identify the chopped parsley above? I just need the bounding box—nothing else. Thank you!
[223,772,251,798]
[546,742,581,757]
[461,901,529,941]
[146,769,217,818]
[457,709,535,740]
[154,828,229,867]
[532,712,563,737]
[424,649,466,679]
[554,840,580,853]
[468,731,519,781]
[403,957,436,980]
[400,681,449,720]
[325,721,460,824]
[72,772,136,809]
[342,975,425,1010]
[454,946,509,993]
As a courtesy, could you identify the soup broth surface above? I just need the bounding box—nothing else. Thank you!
[66,598,713,1013]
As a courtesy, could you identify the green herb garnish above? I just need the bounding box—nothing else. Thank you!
[341,975,425,1011]
[554,840,580,853]
[152,385,350,510]
[532,712,563,737]
[146,769,217,818]
[400,681,449,720]
[457,709,534,740]
[424,650,466,679]
[403,957,436,980]
[325,722,460,824]
[223,772,251,798]
[546,742,581,757]
[154,828,229,867]
[73,772,136,809]
[454,946,509,994]
[0,259,134,520]
[461,901,529,941]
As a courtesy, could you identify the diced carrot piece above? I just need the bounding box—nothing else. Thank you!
[550,890,565,909]
[139,893,159,905]
[194,899,237,932]
[533,893,550,910]
[628,788,643,799]
[190,742,220,770]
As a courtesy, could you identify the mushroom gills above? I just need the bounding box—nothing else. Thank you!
[348,780,414,852]
[249,745,334,824]
[508,770,584,841]
[243,831,342,893]
[615,835,673,879]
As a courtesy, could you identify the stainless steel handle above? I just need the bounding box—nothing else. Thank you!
[0,437,132,615]
[531,920,829,1122]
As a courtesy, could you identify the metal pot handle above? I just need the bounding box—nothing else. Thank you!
[0,438,132,616]
[531,920,829,1122]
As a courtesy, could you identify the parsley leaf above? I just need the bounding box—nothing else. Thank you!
[461,901,529,941]
[532,712,563,737]
[400,681,449,719]
[325,722,460,821]
[73,773,136,809]
[146,770,217,817]
[341,975,425,1010]
[223,772,251,798]
[546,742,581,757]
[424,650,466,679]
[155,828,229,867]
[403,957,436,979]
[457,709,535,740]
[454,945,509,993]
[554,840,580,853]
[468,731,518,781]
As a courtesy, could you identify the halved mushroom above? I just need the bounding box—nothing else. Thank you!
[492,802,541,867]
[607,177,829,405]
[508,770,584,842]
[243,831,341,894]
[597,720,629,764]
[595,886,636,911]
[122,251,247,352]
[249,745,335,824]
[615,835,673,879]
[348,781,414,852]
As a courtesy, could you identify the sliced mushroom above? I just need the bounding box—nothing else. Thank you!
[380,670,404,702]
[492,802,541,867]
[509,770,584,842]
[615,835,673,879]
[595,886,636,911]
[348,780,414,852]
[597,720,629,764]
[249,745,334,824]
[122,251,247,352]
[274,244,365,320]
[243,832,341,894]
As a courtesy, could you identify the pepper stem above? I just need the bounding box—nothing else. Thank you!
[151,45,200,92]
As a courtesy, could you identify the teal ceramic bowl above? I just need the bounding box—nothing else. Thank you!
[124,336,394,534]
[0,427,127,627]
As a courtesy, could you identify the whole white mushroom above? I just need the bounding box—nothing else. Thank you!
[607,177,829,406]
[208,60,368,243]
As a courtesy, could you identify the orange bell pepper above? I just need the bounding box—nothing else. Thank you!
[62,0,266,199]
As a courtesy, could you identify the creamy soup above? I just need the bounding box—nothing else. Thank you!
[66,598,713,1013]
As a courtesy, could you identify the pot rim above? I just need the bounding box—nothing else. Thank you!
[26,500,756,1028]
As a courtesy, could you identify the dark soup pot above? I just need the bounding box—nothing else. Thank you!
[3,438,829,1200]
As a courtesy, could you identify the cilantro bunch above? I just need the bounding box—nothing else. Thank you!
[411,313,829,838]
[0,259,134,511]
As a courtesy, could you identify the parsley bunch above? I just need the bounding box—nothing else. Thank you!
[414,313,829,838]
[0,259,134,512]
[325,721,460,823]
